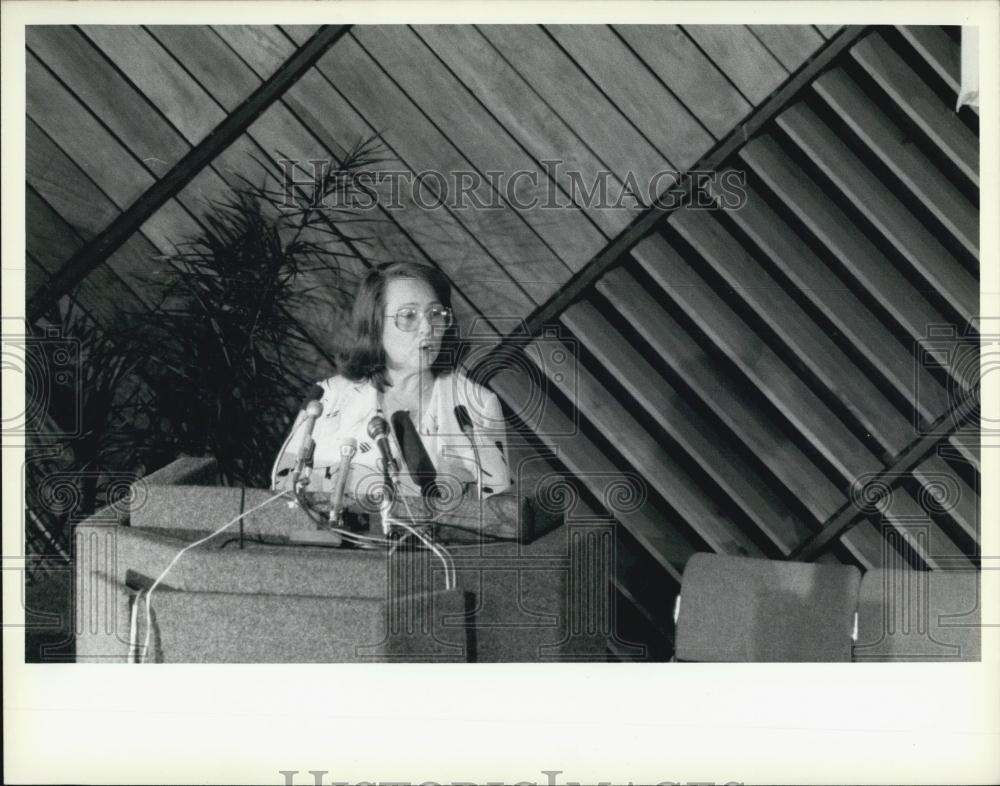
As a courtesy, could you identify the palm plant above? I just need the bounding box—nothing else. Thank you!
[26,136,388,559]
[25,302,151,543]
[130,137,388,486]
[25,138,390,661]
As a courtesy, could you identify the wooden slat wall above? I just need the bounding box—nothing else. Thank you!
[27,24,809,346]
[489,25,980,657]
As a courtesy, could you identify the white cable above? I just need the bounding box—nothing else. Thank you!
[139,489,289,663]
[406,494,457,587]
[394,493,455,590]
[270,414,305,489]
[127,590,143,663]
[394,493,439,572]
[392,517,454,590]
[337,530,394,548]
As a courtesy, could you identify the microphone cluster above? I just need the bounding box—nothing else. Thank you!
[292,402,488,539]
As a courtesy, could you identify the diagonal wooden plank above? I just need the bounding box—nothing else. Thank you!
[26,47,203,256]
[80,25,226,144]
[563,299,814,554]
[633,231,883,482]
[274,36,524,332]
[26,116,119,240]
[212,26,320,86]
[816,25,844,39]
[632,230,939,568]
[26,186,133,325]
[491,364,697,579]
[597,266,847,524]
[777,102,978,327]
[26,254,51,306]
[682,25,788,104]
[740,134,955,353]
[26,26,190,170]
[899,25,961,95]
[789,396,978,562]
[481,26,869,357]
[914,455,979,545]
[614,25,751,138]
[545,24,709,170]
[530,332,764,556]
[28,25,352,323]
[944,435,979,475]
[415,24,638,235]
[478,25,669,186]
[706,172,951,424]
[881,487,975,571]
[627,238,885,570]
[671,207,913,457]
[354,24,601,272]
[26,118,162,312]
[813,67,978,260]
[282,28,543,316]
[852,32,978,186]
[748,25,825,72]
[27,50,154,210]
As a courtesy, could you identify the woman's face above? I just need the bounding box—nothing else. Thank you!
[382,276,444,373]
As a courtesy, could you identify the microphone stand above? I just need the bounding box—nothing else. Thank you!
[454,405,484,500]
[467,439,485,501]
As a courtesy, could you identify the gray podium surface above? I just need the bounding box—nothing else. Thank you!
[75,458,618,663]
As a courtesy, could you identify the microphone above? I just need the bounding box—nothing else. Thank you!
[367,415,397,535]
[454,404,473,432]
[290,399,323,492]
[329,437,357,526]
[454,404,484,500]
[367,415,399,478]
[391,410,439,499]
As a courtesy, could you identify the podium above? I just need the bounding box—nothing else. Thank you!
[74,458,618,662]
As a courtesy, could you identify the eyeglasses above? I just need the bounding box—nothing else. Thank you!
[387,305,453,332]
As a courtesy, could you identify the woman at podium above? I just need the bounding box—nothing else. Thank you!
[271,261,511,505]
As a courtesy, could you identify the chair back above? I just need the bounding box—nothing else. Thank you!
[854,568,981,661]
[674,554,862,662]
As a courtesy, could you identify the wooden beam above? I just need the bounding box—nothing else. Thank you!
[788,394,980,562]
[27,24,352,323]
[480,25,869,356]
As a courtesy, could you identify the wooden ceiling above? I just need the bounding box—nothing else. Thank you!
[486,25,980,655]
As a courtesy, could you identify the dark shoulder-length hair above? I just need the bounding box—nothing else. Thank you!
[338,261,457,391]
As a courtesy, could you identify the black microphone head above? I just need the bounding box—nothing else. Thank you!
[454,404,473,432]
[367,415,389,439]
[389,410,438,498]
[390,410,409,437]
